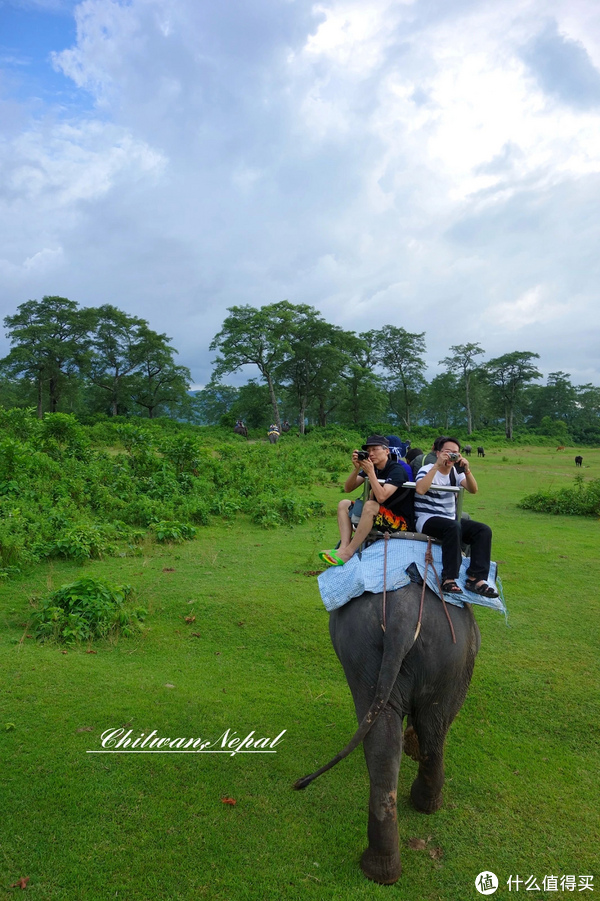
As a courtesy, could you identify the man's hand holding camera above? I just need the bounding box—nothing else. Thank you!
[436,449,471,475]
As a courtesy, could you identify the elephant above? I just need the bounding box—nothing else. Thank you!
[295,581,480,884]
[267,425,280,444]
[233,422,248,438]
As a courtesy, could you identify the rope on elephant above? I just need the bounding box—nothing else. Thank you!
[381,532,389,633]
[419,539,457,644]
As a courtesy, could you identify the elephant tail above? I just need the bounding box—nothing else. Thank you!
[293,615,417,791]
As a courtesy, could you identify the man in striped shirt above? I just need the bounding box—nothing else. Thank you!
[415,436,498,598]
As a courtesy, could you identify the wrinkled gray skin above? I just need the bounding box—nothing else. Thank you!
[296,581,480,885]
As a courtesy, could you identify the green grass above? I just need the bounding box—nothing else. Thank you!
[0,445,599,899]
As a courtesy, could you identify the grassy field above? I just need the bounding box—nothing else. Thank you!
[1,444,599,899]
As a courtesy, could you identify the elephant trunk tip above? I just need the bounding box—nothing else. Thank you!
[293,774,314,791]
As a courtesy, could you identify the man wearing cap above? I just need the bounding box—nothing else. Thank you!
[319,434,413,566]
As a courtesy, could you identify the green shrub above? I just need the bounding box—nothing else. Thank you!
[151,520,197,542]
[47,525,117,561]
[519,476,600,517]
[30,577,146,643]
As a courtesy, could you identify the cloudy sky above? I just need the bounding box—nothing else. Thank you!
[1,0,600,388]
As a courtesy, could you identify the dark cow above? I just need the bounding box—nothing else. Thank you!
[463,445,472,457]
[575,456,583,467]
[477,446,485,457]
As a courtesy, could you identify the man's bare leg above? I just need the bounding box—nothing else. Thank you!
[336,500,379,563]
[337,499,353,549]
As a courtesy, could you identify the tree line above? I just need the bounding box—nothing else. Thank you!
[0,296,191,419]
[206,301,600,442]
[1,297,599,442]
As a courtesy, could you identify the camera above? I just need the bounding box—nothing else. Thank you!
[447,452,461,462]
[357,451,369,461]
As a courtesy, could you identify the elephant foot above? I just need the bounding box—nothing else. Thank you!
[360,847,402,885]
[410,777,443,814]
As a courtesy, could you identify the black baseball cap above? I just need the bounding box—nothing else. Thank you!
[362,435,390,450]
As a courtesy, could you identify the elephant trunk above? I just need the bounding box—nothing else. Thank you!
[293,609,419,790]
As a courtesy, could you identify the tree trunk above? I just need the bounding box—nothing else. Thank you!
[318,397,327,427]
[465,376,473,434]
[298,399,307,434]
[265,372,281,430]
[50,376,59,413]
[37,374,43,419]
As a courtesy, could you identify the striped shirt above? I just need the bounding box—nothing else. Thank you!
[414,463,465,532]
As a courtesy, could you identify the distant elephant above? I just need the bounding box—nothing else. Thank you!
[233,422,248,438]
[267,425,280,444]
[295,582,480,884]
[281,420,291,433]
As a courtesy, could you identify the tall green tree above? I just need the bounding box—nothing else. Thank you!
[129,326,191,419]
[483,351,541,439]
[192,381,240,426]
[571,383,600,442]
[210,302,302,429]
[420,372,462,430]
[440,343,485,435]
[276,309,353,431]
[368,326,426,431]
[336,332,387,427]
[87,305,148,416]
[524,371,577,428]
[1,296,92,417]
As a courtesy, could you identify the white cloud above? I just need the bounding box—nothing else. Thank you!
[484,285,565,330]
[0,0,600,385]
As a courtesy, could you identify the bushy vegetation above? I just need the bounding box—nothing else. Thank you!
[29,577,146,644]
[0,409,341,574]
[518,474,600,517]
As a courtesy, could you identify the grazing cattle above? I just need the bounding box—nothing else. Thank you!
[463,445,472,457]
[477,446,485,457]
[556,446,566,451]
[575,455,583,467]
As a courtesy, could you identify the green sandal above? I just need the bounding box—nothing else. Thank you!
[319,549,345,567]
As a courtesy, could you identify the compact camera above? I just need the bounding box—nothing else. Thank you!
[356,451,369,461]
[447,452,461,462]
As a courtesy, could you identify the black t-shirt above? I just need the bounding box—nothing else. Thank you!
[360,459,414,527]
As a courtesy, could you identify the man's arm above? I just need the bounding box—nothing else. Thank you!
[344,451,365,493]
[361,459,406,504]
[415,463,439,494]
[459,459,478,494]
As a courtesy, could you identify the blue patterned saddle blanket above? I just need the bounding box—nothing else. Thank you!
[317,538,506,616]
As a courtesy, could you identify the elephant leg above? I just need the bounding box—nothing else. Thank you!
[408,708,450,814]
[359,708,403,885]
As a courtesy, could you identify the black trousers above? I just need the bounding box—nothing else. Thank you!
[421,516,492,582]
